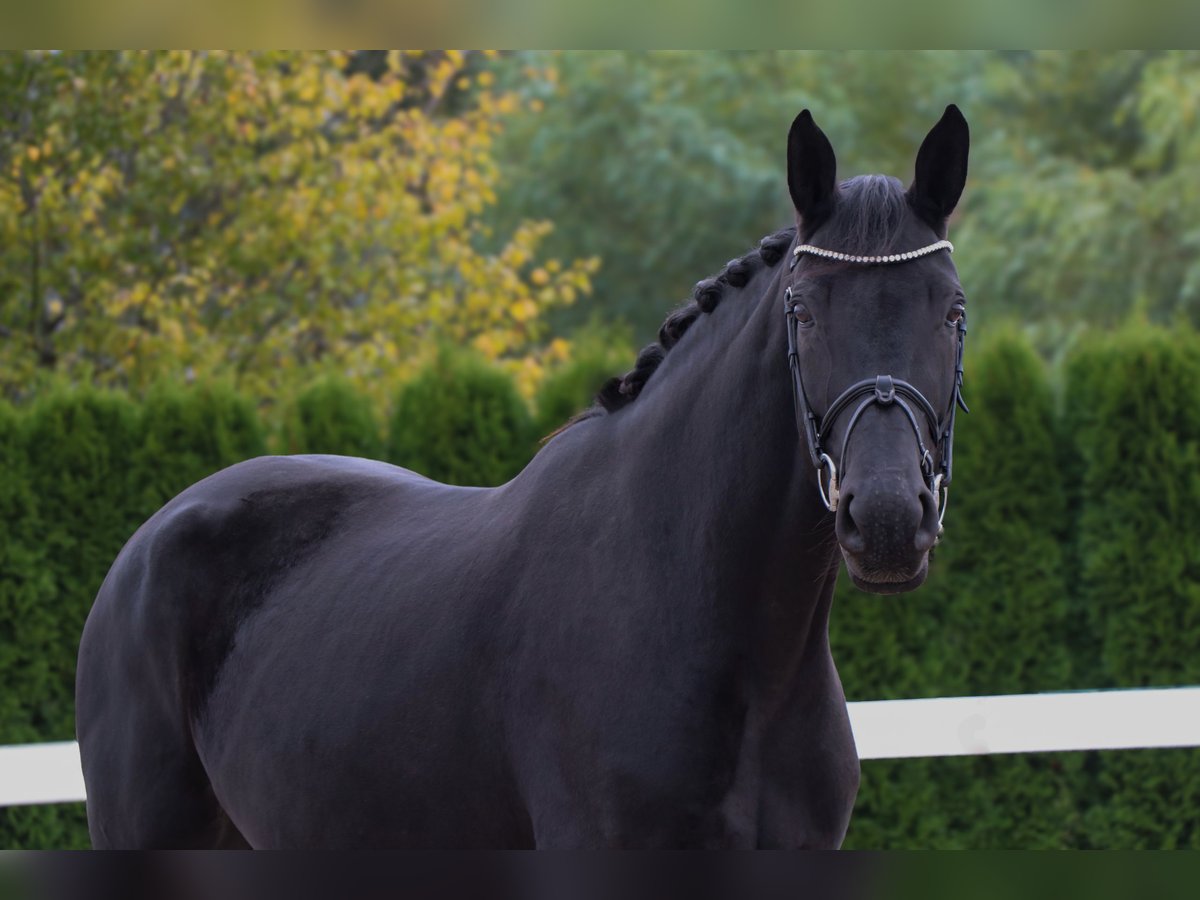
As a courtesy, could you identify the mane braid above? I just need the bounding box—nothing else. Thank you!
[587,227,797,419]
[539,179,917,443]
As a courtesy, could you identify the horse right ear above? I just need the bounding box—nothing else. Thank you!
[908,104,969,232]
[787,110,838,237]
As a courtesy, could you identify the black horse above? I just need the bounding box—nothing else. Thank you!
[76,106,969,849]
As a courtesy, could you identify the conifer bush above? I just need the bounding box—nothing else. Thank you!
[0,401,57,746]
[0,388,143,848]
[839,331,1081,848]
[386,349,535,486]
[1068,326,1200,848]
[533,337,629,438]
[281,376,384,459]
[2,326,1198,848]
[135,382,267,515]
[16,388,144,740]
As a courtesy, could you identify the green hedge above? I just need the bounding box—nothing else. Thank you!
[2,331,1199,848]
[0,384,266,849]
[1,388,144,848]
[281,375,384,459]
[1068,328,1200,848]
[386,348,535,486]
[0,399,76,852]
[533,335,629,438]
[836,332,1082,848]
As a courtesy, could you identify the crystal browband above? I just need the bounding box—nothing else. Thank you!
[792,239,953,265]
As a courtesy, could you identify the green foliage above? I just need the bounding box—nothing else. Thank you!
[3,326,1200,849]
[837,331,1081,848]
[935,332,1073,695]
[532,329,631,437]
[489,52,1200,337]
[492,51,973,338]
[17,387,143,738]
[0,387,142,849]
[0,51,594,405]
[846,754,1083,850]
[0,400,57,745]
[386,348,535,486]
[281,376,384,458]
[1081,749,1200,849]
[1070,327,1200,684]
[136,382,267,514]
[0,804,89,850]
[1067,326,1200,847]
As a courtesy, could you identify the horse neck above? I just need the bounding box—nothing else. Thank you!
[608,262,842,687]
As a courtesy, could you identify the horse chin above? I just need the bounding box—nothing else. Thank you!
[843,557,930,595]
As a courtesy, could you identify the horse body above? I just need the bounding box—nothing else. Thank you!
[78,255,856,848]
[77,106,969,848]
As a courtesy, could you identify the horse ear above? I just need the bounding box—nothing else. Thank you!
[908,104,969,232]
[787,110,837,237]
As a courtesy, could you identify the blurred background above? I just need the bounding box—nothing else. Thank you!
[0,50,1198,848]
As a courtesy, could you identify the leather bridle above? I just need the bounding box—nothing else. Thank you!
[784,239,968,535]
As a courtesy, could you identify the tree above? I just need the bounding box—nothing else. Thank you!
[1063,326,1200,847]
[956,52,1200,328]
[0,52,596,406]
[0,387,143,850]
[488,51,1200,335]
[837,331,1082,849]
[490,51,979,338]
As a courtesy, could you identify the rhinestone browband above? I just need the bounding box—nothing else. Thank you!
[792,239,953,265]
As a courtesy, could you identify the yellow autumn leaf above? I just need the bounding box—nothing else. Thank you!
[548,338,571,361]
[511,299,538,323]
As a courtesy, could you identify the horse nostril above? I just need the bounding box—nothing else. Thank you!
[835,492,866,554]
[914,488,940,553]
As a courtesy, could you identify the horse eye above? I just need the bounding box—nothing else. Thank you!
[946,304,965,325]
[794,304,814,326]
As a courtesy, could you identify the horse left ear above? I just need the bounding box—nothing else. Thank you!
[787,109,838,238]
[908,105,969,233]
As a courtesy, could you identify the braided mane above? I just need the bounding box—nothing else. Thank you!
[564,175,910,429]
[575,227,796,423]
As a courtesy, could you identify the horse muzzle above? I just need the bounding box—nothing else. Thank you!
[833,468,942,595]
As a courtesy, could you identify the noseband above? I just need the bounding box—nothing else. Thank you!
[784,239,968,534]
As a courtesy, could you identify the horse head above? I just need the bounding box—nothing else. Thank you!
[784,106,970,594]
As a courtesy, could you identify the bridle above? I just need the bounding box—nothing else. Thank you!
[783,238,968,535]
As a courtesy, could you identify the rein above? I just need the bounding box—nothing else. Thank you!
[784,239,968,534]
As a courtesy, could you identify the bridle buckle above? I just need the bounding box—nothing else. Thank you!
[874,375,895,405]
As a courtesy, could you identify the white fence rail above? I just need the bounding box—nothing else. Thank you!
[0,741,87,807]
[3,687,1199,808]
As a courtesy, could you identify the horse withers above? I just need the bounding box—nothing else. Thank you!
[76,106,970,848]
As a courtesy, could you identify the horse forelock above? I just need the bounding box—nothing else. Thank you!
[820,175,911,256]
